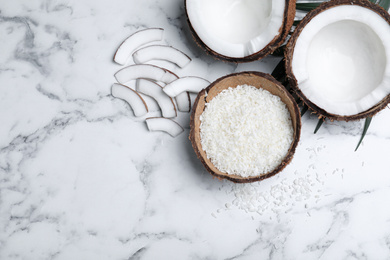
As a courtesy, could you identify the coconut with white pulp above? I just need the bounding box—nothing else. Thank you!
[286,0,390,120]
[186,0,295,61]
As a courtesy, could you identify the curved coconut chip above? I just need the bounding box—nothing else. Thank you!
[111,83,148,117]
[121,81,161,112]
[163,76,210,97]
[175,92,191,112]
[114,28,164,65]
[190,71,301,183]
[285,0,390,121]
[136,79,177,118]
[146,117,184,137]
[185,0,296,62]
[115,64,178,85]
[133,45,191,68]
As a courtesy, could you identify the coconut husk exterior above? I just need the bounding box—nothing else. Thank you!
[189,71,301,183]
[285,0,390,121]
[184,0,296,63]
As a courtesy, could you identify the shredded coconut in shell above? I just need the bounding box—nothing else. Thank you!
[200,84,293,177]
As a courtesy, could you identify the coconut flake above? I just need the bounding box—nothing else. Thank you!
[114,28,164,65]
[163,76,210,97]
[136,79,177,118]
[121,81,160,112]
[133,45,191,68]
[111,83,148,117]
[146,117,184,137]
[115,64,178,85]
[175,92,191,112]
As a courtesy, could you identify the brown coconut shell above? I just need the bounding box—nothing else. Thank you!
[185,0,296,62]
[189,71,301,183]
[285,0,390,121]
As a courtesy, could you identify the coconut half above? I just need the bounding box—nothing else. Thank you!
[286,0,390,121]
[185,0,296,62]
[190,72,301,183]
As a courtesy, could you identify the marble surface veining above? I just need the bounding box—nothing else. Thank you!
[1,0,390,259]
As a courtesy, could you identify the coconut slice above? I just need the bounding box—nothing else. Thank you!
[132,45,192,68]
[286,0,390,121]
[146,117,184,137]
[175,92,191,112]
[121,81,160,112]
[114,28,164,65]
[115,64,178,85]
[111,83,148,117]
[163,77,210,97]
[136,79,177,118]
[185,0,296,62]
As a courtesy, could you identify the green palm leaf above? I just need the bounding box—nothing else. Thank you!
[296,0,390,12]
[355,117,372,151]
[296,2,322,11]
[300,104,309,116]
[370,0,390,10]
[293,20,302,27]
[314,118,324,134]
[271,58,286,83]
[271,45,286,57]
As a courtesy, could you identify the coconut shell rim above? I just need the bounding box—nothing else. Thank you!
[184,0,296,63]
[285,0,390,122]
[189,71,301,183]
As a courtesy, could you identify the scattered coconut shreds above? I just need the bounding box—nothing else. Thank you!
[111,83,148,117]
[133,45,191,68]
[136,79,177,118]
[115,64,178,85]
[163,76,210,97]
[200,85,293,177]
[217,142,352,218]
[175,92,191,112]
[114,28,164,65]
[146,117,184,137]
[230,178,313,215]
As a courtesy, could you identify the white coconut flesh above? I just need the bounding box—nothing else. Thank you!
[163,76,210,97]
[175,92,191,112]
[136,79,177,118]
[114,28,164,65]
[186,0,285,58]
[146,117,184,137]
[292,5,390,116]
[111,83,148,117]
[133,45,191,68]
[121,81,161,112]
[115,64,178,85]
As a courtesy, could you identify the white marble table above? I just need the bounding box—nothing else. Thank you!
[1,0,390,259]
